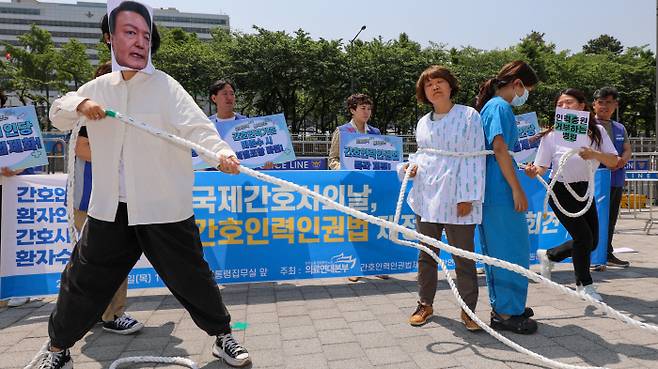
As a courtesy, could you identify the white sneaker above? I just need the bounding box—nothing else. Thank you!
[576,284,603,302]
[7,297,30,307]
[536,249,553,279]
[212,333,250,367]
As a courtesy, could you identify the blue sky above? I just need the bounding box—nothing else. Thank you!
[45,0,658,53]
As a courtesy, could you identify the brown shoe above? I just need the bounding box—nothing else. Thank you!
[375,275,390,280]
[409,302,433,326]
[461,309,482,331]
[347,277,360,282]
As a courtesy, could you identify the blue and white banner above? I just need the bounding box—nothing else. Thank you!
[0,169,611,299]
[513,112,540,165]
[339,133,403,170]
[0,106,48,171]
[266,157,327,171]
[216,113,295,169]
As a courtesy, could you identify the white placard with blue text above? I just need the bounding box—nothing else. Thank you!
[215,114,295,168]
[339,132,402,170]
[0,106,48,171]
[513,112,541,165]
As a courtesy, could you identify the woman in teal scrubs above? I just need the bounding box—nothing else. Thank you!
[474,60,539,334]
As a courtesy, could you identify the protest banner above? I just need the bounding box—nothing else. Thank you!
[194,114,295,170]
[339,133,402,170]
[0,106,48,171]
[554,107,590,145]
[513,112,541,165]
[1,169,611,299]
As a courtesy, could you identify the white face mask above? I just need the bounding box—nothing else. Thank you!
[511,86,529,107]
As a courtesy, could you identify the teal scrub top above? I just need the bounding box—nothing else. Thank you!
[480,96,520,206]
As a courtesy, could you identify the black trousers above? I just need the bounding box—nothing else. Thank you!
[49,203,231,349]
[607,186,623,255]
[546,182,598,286]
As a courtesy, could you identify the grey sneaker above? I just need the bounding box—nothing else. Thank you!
[212,333,250,367]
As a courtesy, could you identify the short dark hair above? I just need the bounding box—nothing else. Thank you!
[209,79,236,98]
[100,1,160,54]
[593,86,619,101]
[346,93,372,113]
[416,65,460,103]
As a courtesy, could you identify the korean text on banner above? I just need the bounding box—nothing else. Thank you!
[339,133,403,170]
[0,106,48,171]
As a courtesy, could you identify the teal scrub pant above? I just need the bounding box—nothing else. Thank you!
[479,205,530,316]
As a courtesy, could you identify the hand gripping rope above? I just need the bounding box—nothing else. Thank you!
[54,110,655,369]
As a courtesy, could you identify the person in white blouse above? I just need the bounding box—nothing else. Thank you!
[401,66,485,331]
[525,88,619,302]
[27,5,249,369]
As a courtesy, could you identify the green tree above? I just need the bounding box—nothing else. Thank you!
[54,39,93,90]
[583,34,624,55]
[1,25,59,128]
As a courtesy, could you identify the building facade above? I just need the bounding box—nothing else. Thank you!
[0,0,230,61]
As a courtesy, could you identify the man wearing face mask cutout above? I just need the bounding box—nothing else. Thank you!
[26,2,250,368]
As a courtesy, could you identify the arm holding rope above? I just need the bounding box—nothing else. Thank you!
[579,147,618,168]
[49,92,95,131]
[492,135,528,212]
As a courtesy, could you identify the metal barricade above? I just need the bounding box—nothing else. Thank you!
[621,152,658,234]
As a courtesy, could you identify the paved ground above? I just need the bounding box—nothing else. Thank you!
[1,215,657,369]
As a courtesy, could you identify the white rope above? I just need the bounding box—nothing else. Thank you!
[414,147,596,219]
[64,110,653,369]
[108,356,199,369]
[65,121,83,244]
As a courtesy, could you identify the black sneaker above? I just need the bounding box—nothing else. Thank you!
[26,345,72,369]
[490,311,538,335]
[607,254,630,268]
[102,313,144,335]
[212,333,251,367]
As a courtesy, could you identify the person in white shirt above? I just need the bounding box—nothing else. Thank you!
[27,4,249,369]
[525,88,619,303]
[401,66,485,331]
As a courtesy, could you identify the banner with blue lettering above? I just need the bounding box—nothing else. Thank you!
[0,169,611,299]
[513,112,540,165]
[339,133,403,170]
[0,106,48,171]
[216,113,295,168]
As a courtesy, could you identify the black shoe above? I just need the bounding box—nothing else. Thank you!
[212,333,251,367]
[520,307,534,318]
[490,311,538,335]
[102,313,144,335]
[27,345,72,369]
[607,254,630,268]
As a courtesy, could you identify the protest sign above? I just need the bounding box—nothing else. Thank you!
[513,112,541,165]
[339,133,402,170]
[0,106,48,171]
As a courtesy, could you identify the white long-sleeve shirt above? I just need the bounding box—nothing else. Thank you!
[50,70,234,225]
[400,105,486,225]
